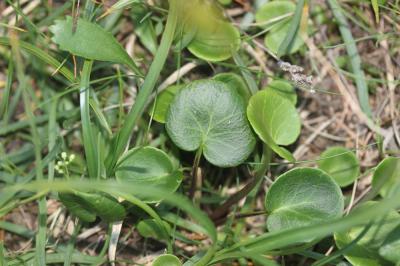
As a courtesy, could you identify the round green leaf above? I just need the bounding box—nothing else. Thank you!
[115,146,183,202]
[188,20,241,62]
[213,72,251,101]
[264,22,305,55]
[372,157,400,197]
[318,147,360,187]
[335,202,400,266]
[166,79,255,167]
[255,1,295,29]
[150,85,183,123]
[152,254,181,266]
[265,80,297,105]
[247,90,301,161]
[255,1,306,55]
[265,168,344,232]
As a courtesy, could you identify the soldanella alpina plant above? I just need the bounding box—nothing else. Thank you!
[0,0,399,265]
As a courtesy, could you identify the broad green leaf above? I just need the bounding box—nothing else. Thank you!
[335,201,400,266]
[152,254,182,266]
[115,146,183,202]
[50,16,140,73]
[379,226,400,264]
[150,85,183,123]
[264,22,305,55]
[247,90,301,161]
[371,157,400,197]
[255,1,294,29]
[255,1,306,55]
[265,80,297,105]
[166,79,255,167]
[187,20,241,61]
[179,0,240,61]
[265,168,343,232]
[59,191,126,223]
[213,73,251,101]
[137,218,171,239]
[318,147,360,187]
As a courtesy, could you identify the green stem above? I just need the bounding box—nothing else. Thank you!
[105,0,180,174]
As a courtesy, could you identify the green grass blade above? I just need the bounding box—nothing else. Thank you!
[80,60,98,178]
[0,221,35,238]
[0,37,75,83]
[105,0,180,173]
[327,0,372,117]
[277,0,305,57]
[233,52,258,95]
[0,59,13,121]
[371,0,380,23]
[64,221,81,266]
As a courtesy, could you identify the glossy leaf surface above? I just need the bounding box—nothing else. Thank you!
[318,146,360,187]
[247,90,301,161]
[166,80,255,167]
[265,168,344,232]
[115,146,183,202]
[50,16,139,72]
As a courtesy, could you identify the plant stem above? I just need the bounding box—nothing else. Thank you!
[190,147,203,205]
[105,0,180,174]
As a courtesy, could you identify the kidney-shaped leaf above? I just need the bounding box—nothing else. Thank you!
[255,1,306,55]
[265,168,344,232]
[335,201,400,266]
[152,254,181,266]
[60,191,126,223]
[50,16,139,72]
[115,146,183,202]
[318,146,360,187]
[187,20,241,62]
[247,90,301,161]
[372,157,400,197]
[166,79,255,167]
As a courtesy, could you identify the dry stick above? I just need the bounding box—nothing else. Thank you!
[305,38,390,138]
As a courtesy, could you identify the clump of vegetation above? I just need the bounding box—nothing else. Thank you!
[0,0,399,265]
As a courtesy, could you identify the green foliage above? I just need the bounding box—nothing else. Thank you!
[50,16,140,74]
[115,146,183,202]
[137,219,172,239]
[318,147,360,187]
[265,80,297,105]
[213,73,251,101]
[247,90,301,161]
[255,1,306,55]
[335,202,400,266]
[179,0,241,61]
[152,254,182,266]
[59,191,126,223]
[265,168,344,232]
[372,157,400,197]
[166,80,255,167]
[379,226,400,264]
[151,85,183,123]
